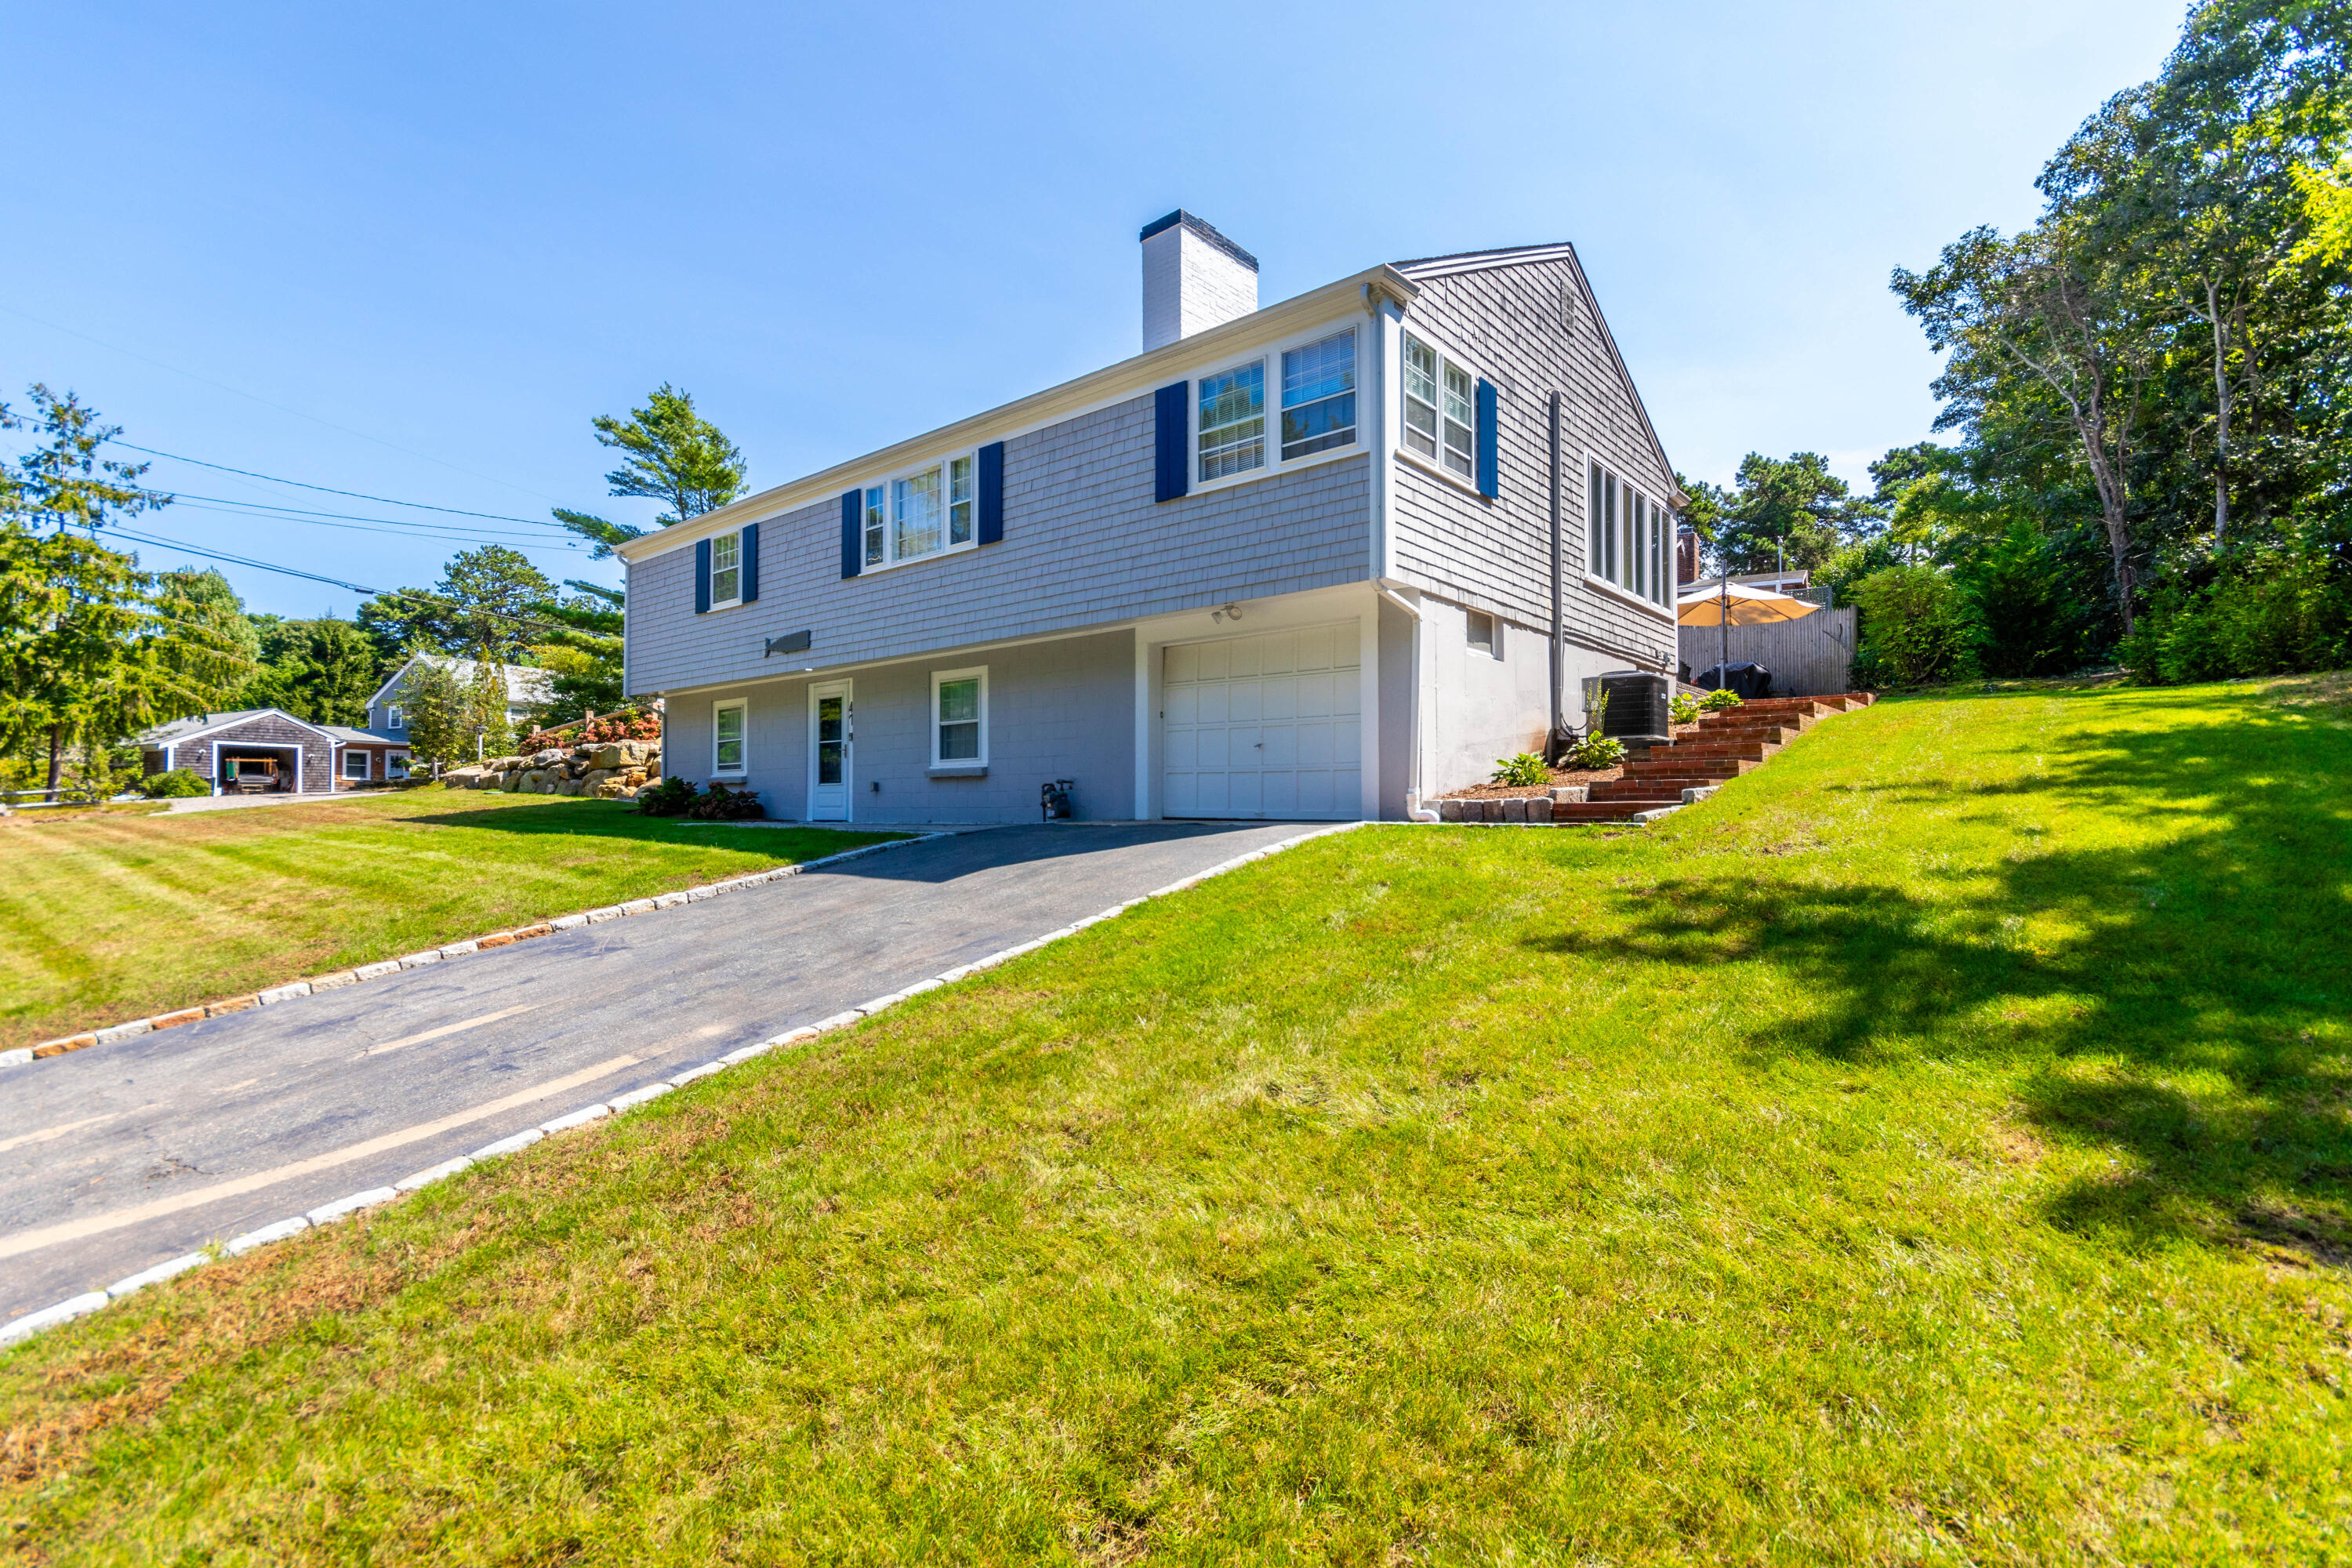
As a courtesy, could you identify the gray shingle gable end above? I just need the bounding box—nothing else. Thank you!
[1397,241,1682,504]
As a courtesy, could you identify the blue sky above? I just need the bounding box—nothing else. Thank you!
[2,1,2186,619]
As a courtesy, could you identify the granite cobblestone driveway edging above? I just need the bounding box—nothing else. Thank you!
[0,822,1369,1351]
[2,832,952,1070]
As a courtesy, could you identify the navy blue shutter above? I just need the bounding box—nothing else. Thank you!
[1153,382,1189,503]
[695,537,712,613]
[1475,379,1500,498]
[977,441,1005,544]
[840,490,862,578]
[740,522,760,603]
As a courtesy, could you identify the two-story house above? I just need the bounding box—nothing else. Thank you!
[619,212,1682,824]
[365,655,554,754]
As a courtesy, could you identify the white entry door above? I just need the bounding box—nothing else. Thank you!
[810,681,852,820]
[1162,621,1359,820]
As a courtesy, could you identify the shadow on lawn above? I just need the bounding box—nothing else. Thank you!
[1526,684,2352,1264]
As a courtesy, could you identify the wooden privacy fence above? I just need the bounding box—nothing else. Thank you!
[1679,606,1857,696]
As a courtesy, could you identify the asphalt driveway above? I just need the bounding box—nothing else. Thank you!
[0,821,1317,1324]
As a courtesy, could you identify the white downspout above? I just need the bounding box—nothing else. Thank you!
[1374,581,1439,822]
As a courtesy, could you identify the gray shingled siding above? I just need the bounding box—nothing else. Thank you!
[625,395,1370,697]
[668,630,1137,825]
[173,715,336,795]
[1389,260,1679,677]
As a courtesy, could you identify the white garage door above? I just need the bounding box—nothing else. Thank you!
[1163,621,1360,820]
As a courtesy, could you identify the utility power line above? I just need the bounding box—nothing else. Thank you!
[96,524,385,595]
[105,439,582,528]
[169,495,588,547]
[0,301,565,504]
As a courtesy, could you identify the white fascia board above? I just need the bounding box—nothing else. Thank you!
[615,266,1420,568]
[153,709,340,748]
[364,656,417,711]
[1392,241,1581,279]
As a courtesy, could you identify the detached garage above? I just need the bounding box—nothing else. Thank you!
[1160,622,1361,820]
[135,710,338,797]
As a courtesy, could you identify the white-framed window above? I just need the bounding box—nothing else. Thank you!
[930,666,988,768]
[387,751,410,780]
[859,452,980,572]
[1280,332,1356,459]
[710,530,742,608]
[1403,332,1477,481]
[713,699,747,774]
[1198,360,1266,482]
[1588,457,1674,610]
[1466,608,1499,659]
[386,703,405,731]
[343,750,371,780]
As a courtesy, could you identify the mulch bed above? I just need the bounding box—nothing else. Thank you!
[1436,724,1709,800]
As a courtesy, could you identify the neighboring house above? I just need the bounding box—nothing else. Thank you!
[321,726,412,786]
[135,710,409,794]
[619,211,1683,825]
[365,655,555,744]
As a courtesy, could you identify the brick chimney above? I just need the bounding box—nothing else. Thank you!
[1141,210,1258,350]
[1676,527,1700,586]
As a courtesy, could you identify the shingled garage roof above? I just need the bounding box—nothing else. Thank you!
[135,709,338,748]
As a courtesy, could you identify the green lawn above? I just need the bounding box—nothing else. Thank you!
[5,678,2349,1563]
[0,790,901,1047]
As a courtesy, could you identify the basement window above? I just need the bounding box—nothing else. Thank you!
[1466,608,1499,659]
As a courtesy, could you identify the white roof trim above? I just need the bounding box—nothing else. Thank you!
[616,266,1420,566]
[1392,241,1581,278]
[143,709,340,748]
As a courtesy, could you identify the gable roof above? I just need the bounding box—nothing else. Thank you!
[135,708,339,748]
[1392,240,1682,503]
[614,263,1420,565]
[366,655,555,712]
[321,725,408,745]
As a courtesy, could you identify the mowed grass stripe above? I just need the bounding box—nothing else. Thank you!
[0,793,902,1047]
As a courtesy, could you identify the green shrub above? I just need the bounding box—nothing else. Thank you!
[1668,691,1701,725]
[1699,688,1744,713]
[1852,565,1978,686]
[1563,734,1626,769]
[2120,540,2351,684]
[634,775,698,817]
[1490,752,1550,787]
[1964,518,2077,677]
[138,768,212,799]
[684,783,764,821]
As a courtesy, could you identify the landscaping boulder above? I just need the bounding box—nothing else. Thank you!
[531,748,565,768]
[591,744,629,771]
[501,770,524,792]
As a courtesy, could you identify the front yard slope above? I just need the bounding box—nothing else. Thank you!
[0,793,901,1048]
[4,679,2349,1563]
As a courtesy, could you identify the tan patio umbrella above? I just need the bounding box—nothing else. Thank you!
[1678,579,1819,691]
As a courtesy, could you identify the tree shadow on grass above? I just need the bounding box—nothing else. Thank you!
[1523,686,2352,1265]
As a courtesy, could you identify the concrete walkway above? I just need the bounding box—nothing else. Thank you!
[0,822,1316,1323]
[162,789,395,814]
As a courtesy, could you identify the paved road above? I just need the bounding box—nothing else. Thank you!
[0,822,1313,1323]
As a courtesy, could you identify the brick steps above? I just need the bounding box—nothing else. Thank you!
[1554,691,1875,822]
